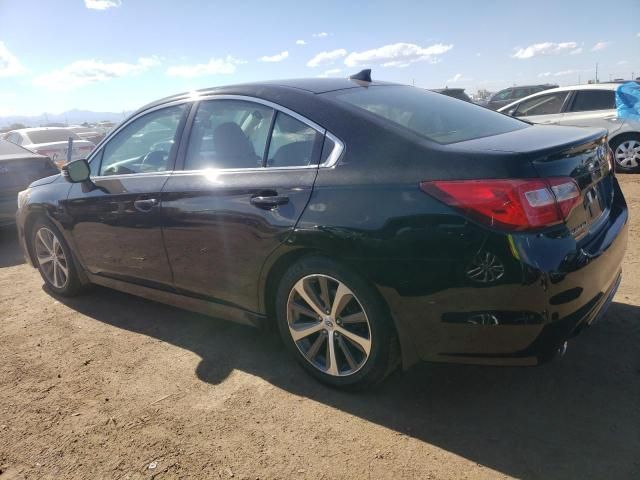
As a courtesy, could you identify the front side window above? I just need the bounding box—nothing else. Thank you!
[327,86,527,144]
[185,100,274,170]
[267,112,322,167]
[514,92,569,117]
[569,90,615,112]
[98,104,186,176]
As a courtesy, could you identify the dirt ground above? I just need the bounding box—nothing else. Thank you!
[1,176,639,480]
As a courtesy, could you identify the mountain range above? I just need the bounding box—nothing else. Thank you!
[0,109,131,128]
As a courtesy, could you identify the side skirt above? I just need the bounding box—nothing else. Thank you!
[85,272,267,329]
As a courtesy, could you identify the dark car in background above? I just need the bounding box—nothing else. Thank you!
[0,139,58,227]
[431,88,472,102]
[15,75,627,388]
[481,84,558,110]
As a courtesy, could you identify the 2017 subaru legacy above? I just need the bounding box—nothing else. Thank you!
[16,72,628,388]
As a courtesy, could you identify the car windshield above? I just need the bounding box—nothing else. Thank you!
[26,129,80,144]
[326,86,527,144]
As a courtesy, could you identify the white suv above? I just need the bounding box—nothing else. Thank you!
[498,83,640,172]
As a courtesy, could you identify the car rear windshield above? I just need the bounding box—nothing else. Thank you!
[326,85,528,144]
[26,129,80,144]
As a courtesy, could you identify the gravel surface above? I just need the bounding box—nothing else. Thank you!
[1,175,639,480]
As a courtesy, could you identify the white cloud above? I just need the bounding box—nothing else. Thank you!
[312,32,329,38]
[0,42,27,77]
[344,43,453,68]
[618,60,629,65]
[306,49,347,67]
[317,68,342,78]
[166,56,246,78]
[512,41,580,59]
[84,0,121,10]
[537,69,579,78]
[592,41,611,52]
[259,51,289,63]
[447,73,471,83]
[295,40,306,45]
[33,56,159,90]
[569,47,583,55]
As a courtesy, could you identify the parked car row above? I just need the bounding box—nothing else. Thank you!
[2,127,96,169]
[14,72,628,388]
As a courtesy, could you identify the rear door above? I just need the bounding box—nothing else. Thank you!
[555,89,622,134]
[161,97,332,312]
[64,102,189,288]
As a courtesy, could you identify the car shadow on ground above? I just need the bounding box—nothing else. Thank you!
[0,227,25,268]
[48,282,640,480]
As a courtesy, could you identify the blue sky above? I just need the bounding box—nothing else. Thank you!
[1,0,639,117]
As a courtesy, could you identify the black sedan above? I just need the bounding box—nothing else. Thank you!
[15,73,628,388]
[0,139,58,228]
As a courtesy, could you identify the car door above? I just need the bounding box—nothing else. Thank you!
[511,91,570,124]
[554,89,622,134]
[63,102,189,288]
[161,97,334,313]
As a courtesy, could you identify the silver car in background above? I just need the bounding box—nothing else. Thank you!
[499,83,640,172]
[2,127,95,169]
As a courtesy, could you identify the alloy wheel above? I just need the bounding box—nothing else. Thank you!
[34,227,69,289]
[614,139,640,169]
[466,251,505,283]
[286,274,372,377]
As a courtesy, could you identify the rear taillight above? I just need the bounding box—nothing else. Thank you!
[420,178,580,231]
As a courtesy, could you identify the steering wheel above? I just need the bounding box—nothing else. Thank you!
[140,150,169,169]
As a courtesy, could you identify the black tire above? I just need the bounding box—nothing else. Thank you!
[610,134,640,173]
[30,218,84,297]
[275,256,399,389]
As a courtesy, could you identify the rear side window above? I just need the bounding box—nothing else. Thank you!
[185,100,274,170]
[327,86,527,144]
[514,92,569,116]
[491,89,512,101]
[569,90,615,112]
[26,129,80,144]
[267,112,322,167]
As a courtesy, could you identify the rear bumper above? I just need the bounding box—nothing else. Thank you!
[377,182,629,368]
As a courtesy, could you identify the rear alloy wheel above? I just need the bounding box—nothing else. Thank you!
[276,256,398,389]
[31,219,83,296]
[287,274,372,376]
[611,135,640,173]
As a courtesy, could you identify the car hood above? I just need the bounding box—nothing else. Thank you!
[449,124,607,156]
[29,173,62,188]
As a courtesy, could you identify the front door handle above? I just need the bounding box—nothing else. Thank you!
[133,197,159,212]
[250,194,289,210]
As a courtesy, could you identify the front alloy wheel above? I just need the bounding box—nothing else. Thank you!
[34,226,69,289]
[287,274,372,377]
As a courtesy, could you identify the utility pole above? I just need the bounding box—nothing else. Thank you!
[595,63,599,83]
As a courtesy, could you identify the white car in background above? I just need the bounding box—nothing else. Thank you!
[498,83,640,172]
[2,128,95,169]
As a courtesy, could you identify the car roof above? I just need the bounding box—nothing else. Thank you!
[136,77,400,114]
[9,127,70,133]
[431,88,466,93]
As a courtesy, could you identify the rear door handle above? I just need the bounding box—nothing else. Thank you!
[250,194,289,210]
[133,197,159,212]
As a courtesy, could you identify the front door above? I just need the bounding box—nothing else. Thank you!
[64,103,189,288]
[161,98,325,312]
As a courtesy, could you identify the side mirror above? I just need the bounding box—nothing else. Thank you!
[505,108,517,117]
[63,159,91,183]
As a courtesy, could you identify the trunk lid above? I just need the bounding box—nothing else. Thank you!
[452,124,612,241]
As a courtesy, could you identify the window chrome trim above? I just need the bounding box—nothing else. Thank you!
[87,94,345,179]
